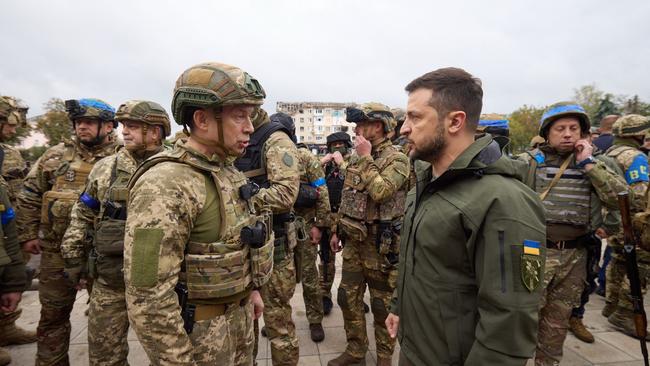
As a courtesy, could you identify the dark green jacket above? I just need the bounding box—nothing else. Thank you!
[393,136,546,366]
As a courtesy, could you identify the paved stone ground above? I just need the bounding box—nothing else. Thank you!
[5,254,650,365]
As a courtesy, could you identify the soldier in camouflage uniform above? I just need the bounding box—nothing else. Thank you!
[517,102,628,366]
[0,97,31,366]
[124,62,272,366]
[328,103,410,366]
[235,108,300,366]
[271,112,331,342]
[320,132,353,315]
[60,100,171,365]
[17,98,119,366]
[603,114,650,338]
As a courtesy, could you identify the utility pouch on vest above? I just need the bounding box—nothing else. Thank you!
[250,230,274,288]
[41,191,79,240]
[294,183,319,208]
[95,255,125,287]
[94,218,126,256]
[376,221,393,255]
[379,191,406,220]
[185,248,251,299]
[339,216,368,241]
[339,190,368,221]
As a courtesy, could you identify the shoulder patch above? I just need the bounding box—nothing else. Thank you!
[130,228,163,288]
[282,152,294,167]
[625,153,649,185]
[521,239,542,292]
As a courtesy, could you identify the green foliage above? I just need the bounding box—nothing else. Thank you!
[35,98,72,146]
[622,95,650,115]
[594,94,619,126]
[508,105,546,154]
[573,84,604,123]
[19,145,47,163]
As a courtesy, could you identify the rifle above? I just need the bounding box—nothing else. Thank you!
[319,228,331,284]
[618,192,649,366]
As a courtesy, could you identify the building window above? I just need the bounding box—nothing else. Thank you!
[300,126,304,131]
[300,118,304,123]
[316,136,322,141]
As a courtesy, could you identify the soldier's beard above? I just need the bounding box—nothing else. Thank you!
[410,122,446,164]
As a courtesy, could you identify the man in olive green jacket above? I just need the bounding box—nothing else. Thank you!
[387,68,546,366]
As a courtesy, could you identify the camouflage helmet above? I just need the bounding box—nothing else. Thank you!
[0,96,28,126]
[65,98,117,127]
[612,114,650,138]
[346,102,396,133]
[539,101,589,139]
[391,108,406,123]
[172,62,266,126]
[529,135,546,149]
[251,108,270,130]
[116,100,172,137]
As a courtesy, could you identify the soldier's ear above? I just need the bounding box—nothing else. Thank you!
[192,109,209,131]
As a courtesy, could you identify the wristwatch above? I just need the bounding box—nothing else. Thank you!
[576,156,596,169]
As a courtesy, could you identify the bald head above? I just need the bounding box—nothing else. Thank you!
[599,115,620,133]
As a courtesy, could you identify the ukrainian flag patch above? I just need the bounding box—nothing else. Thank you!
[523,240,540,256]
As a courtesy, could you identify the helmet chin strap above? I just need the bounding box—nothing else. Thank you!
[185,118,236,159]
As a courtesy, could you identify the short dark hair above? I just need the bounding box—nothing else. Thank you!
[405,67,483,129]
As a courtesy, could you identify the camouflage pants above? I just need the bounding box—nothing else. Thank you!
[338,236,396,360]
[297,236,323,324]
[0,308,23,336]
[189,300,254,366]
[607,255,649,312]
[535,248,587,366]
[260,256,299,366]
[36,248,78,366]
[88,280,129,366]
[318,245,336,301]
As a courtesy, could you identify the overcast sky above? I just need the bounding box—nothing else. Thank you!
[2,0,649,133]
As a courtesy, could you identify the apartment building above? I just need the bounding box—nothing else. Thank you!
[276,102,357,144]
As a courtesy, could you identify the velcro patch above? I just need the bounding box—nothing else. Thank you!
[130,228,163,288]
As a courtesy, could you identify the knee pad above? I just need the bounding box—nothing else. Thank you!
[371,297,388,322]
[337,287,348,311]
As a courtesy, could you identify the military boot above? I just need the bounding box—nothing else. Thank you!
[602,302,616,318]
[0,324,37,346]
[363,302,369,313]
[310,323,325,342]
[327,352,366,366]
[376,356,392,366]
[261,326,267,337]
[608,308,650,341]
[323,296,333,315]
[569,316,595,343]
[0,347,10,366]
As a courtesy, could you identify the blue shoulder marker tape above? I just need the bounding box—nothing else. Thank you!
[625,154,649,185]
[311,177,326,188]
[1,207,15,225]
[80,192,100,210]
[534,152,545,165]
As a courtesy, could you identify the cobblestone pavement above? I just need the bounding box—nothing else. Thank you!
[5,254,650,365]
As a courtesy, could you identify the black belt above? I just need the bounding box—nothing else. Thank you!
[547,239,580,250]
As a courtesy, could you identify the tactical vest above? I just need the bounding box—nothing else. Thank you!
[325,162,344,212]
[338,144,407,241]
[234,121,292,188]
[41,145,94,244]
[130,148,274,301]
[528,149,592,227]
[92,152,132,287]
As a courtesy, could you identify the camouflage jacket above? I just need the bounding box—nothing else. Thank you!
[295,145,330,228]
[61,147,162,264]
[250,130,300,214]
[124,140,268,363]
[17,136,119,245]
[0,184,23,294]
[0,143,28,206]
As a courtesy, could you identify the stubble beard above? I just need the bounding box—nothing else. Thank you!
[411,122,446,164]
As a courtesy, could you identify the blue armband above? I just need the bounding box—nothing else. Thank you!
[534,151,545,165]
[310,177,326,188]
[625,154,649,185]
[80,192,100,211]
[1,207,15,225]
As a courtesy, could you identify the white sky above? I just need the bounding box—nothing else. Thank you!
[2,0,649,134]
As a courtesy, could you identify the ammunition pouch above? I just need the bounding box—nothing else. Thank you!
[339,190,368,221]
[294,183,319,208]
[41,191,79,241]
[245,219,274,288]
[338,217,367,242]
[94,218,126,256]
[184,242,252,300]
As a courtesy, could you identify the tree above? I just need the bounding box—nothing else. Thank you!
[573,84,604,123]
[35,98,73,146]
[19,145,47,163]
[593,94,619,126]
[508,105,546,154]
[622,95,650,115]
